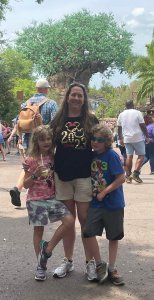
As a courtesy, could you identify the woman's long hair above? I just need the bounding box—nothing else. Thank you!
[50,82,98,145]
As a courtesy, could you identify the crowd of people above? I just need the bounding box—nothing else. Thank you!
[1,78,154,287]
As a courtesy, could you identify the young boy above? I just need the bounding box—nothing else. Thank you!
[83,124,125,286]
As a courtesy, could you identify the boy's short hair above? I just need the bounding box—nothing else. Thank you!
[92,123,113,149]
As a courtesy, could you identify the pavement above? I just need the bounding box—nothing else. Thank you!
[0,148,154,300]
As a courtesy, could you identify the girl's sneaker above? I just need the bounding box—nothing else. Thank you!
[35,265,46,281]
[38,240,52,270]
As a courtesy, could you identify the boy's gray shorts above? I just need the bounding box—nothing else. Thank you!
[26,198,70,226]
[83,207,124,240]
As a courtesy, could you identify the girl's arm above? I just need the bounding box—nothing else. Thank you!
[97,173,125,201]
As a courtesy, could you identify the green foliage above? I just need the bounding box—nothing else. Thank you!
[125,32,154,102]
[0,60,19,122]
[89,80,140,118]
[15,10,133,85]
[0,48,34,79]
[12,78,36,100]
[137,37,154,101]
[0,0,9,21]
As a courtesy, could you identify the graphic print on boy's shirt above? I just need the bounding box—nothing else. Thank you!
[90,149,125,210]
[91,159,107,197]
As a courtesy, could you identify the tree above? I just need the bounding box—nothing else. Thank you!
[125,31,154,102]
[0,48,34,80]
[137,33,154,101]
[0,60,19,122]
[15,10,133,87]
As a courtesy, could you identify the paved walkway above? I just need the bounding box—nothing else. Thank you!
[0,149,154,300]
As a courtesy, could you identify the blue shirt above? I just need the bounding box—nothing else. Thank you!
[91,148,125,210]
[22,93,58,124]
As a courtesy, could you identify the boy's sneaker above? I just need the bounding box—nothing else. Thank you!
[131,172,143,183]
[38,240,52,270]
[96,261,108,283]
[108,268,125,286]
[86,259,98,282]
[35,265,46,281]
[9,187,21,207]
[53,257,74,278]
[125,175,132,183]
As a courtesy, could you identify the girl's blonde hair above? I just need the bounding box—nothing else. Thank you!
[27,125,54,158]
[92,123,113,149]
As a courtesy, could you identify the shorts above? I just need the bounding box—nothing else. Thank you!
[125,141,145,156]
[54,172,92,202]
[26,198,70,226]
[0,133,4,144]
[83,207,124,240]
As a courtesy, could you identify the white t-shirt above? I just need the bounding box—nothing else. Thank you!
[117,109,145,143]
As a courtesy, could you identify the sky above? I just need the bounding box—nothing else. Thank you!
[1,0,154,88]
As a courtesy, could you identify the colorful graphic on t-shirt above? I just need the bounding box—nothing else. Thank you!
[61,121,87,149]
[91,159,107,197]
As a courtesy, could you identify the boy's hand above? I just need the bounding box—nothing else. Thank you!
[97,190,107,201]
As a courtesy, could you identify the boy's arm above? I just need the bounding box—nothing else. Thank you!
[97,173,125,201]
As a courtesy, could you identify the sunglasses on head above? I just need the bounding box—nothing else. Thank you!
[91,136,106,143]
[69,82,85,88]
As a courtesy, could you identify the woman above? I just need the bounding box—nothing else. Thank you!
[51,82,100,281]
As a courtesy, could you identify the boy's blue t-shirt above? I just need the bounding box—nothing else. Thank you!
[91,148,125,210]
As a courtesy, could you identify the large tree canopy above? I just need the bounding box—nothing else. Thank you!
[15,10,133,87]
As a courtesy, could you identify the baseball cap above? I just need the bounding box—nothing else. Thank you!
[36,79,50,88]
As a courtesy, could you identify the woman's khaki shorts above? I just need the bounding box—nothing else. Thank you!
[54,172,92,202]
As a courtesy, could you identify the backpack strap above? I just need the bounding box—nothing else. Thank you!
[26,97,49,107]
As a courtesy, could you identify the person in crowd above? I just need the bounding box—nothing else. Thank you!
[2,121,11,154]
[83,124,125,286]
[23,125,74,281]
[117,100,149,184]
[0,121,6,161]
[142,115,154,174]
[9,79,58,207]
[50,82,100,281]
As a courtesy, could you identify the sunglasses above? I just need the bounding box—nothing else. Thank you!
[91,136,106,143]
[69,82,85,88]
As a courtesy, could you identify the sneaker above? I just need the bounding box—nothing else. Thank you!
[86,259,98,282]
[9,187,21,207]
[125,175,132,183]
[35,265,46,281]
[108,269,125,286]
[53,257,74,278]
[96,261,108,283]
[38,240,52,270]
[131,172,143,183]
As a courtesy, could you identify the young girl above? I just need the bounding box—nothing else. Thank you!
[23,125,74,281]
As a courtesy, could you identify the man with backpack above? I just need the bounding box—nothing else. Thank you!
[9,78,58,207]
